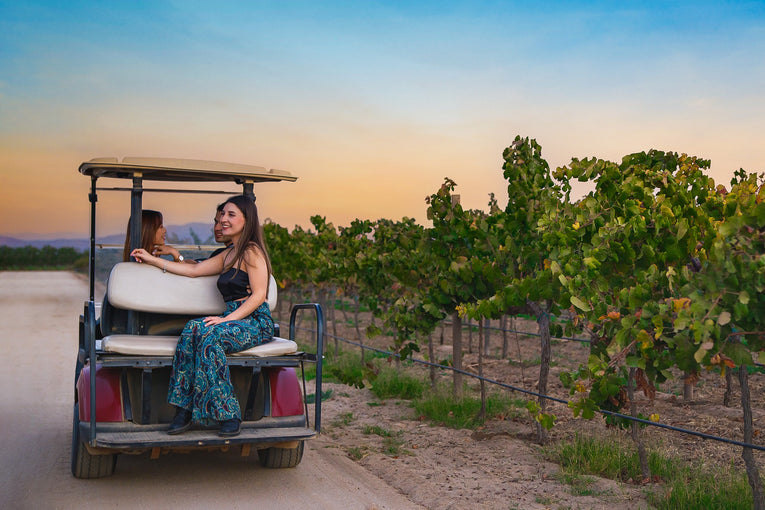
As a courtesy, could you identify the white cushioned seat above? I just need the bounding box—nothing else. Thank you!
[101,262,285,357]
[101,334,297,357]
[107,262,277,314]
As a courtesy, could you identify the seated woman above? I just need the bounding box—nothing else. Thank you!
[129,195,274,438]
[122,209,190,263]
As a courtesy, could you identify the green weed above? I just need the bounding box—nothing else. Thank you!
[347,446,367,460]
[332,412,355,427]
[304,389,333,404]
[545,432,758,510]
[362,424,396,437]
[412,387,524,429]
[363,424,407,456]
[370,367,427,400]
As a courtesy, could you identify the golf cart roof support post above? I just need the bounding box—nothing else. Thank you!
[243,180,255,200]
[88,177,98,302]
[128,173,143,335]
[129,173,144,256]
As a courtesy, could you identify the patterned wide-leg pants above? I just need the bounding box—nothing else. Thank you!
[167,301,274,424]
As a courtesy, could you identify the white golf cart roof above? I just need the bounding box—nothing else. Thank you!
[79,157,297,183]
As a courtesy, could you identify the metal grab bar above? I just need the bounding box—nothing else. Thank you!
[289,304,325,433]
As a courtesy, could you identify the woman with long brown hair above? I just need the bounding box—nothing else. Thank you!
[122,209,188,263]
[129,195,274,437]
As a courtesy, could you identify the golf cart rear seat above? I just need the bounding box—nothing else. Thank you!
[99,262,297,357]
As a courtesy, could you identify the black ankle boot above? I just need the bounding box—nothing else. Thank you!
[219,418,241,437]
[167,408,192,435]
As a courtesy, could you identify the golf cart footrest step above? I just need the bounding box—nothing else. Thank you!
[94,426,316,448]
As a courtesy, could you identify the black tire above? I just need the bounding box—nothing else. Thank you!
[257,441,304,469]
[71,404,117,479]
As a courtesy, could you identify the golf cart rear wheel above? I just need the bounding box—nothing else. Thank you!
[71,404,117,479]
[257,441,304,468]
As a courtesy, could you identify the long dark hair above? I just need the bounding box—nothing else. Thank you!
[123,210,163,262]
[222,195,272,275]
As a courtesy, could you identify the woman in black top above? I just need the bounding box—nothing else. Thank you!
[130,195,274,437]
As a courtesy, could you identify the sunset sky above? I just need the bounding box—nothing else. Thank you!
[1,1,764,240]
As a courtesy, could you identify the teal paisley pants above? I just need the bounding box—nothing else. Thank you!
[167,301,274,424]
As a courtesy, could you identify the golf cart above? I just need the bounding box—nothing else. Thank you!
[72,157,325,478]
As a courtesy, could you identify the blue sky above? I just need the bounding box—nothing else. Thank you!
[1,1,764,238]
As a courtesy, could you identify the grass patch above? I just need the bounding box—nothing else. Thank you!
[305,350,367,387]
[363,424,407,456]
[347,446,368,460]
[382,436,406,456]
[300,345,407,389]
[556,472,608,497]
[362,424,396,437]
[370,366,428,400]
[649,458,756,510]
[304,389,333,404]
[545,432,758,510]
[331,412,355,428]
[546,432,643,481]
[314,347,391,388]
[412,387,524,429]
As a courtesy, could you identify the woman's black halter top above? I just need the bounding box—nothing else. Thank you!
[216,267,251,301]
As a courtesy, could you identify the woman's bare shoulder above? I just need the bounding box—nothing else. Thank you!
[243,243,266,265]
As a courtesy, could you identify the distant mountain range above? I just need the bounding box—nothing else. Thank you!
[0,222,216,251]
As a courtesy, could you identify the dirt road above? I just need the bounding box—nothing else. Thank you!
[0,271,424,510]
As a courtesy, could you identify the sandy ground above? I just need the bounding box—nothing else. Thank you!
[313,381,651,510]
[0,272,423,510]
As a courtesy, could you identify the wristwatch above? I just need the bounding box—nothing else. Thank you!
[177,255,185,262]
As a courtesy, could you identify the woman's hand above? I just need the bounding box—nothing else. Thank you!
[152,244,197,263]
[130,248,157,264]
[152,244,180,260]
[203,315,229,327]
